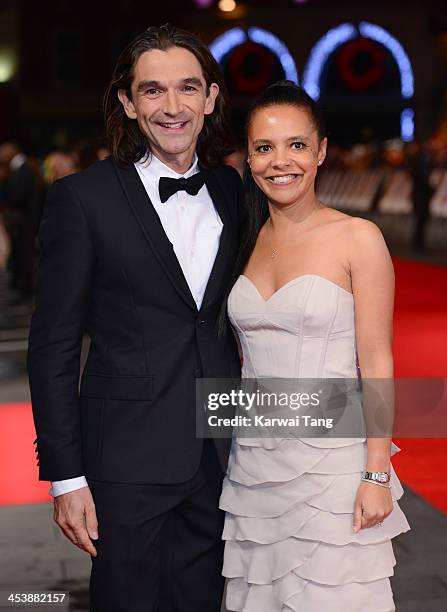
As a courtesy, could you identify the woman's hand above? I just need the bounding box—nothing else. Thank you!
[353,481,393,533]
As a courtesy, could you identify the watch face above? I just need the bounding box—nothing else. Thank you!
[378,473,387,482]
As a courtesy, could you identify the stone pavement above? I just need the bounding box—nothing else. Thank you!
[0,503,89,611]
[0,486,446,611]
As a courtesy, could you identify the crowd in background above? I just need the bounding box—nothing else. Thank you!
[0,140,109,306]
[323,138,447,251]
[0,136,446,308]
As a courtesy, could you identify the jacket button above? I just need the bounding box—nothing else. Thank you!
[199,319,206,325]
[194,368,202,377]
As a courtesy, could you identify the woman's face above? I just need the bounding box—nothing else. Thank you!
[247,104,327,208]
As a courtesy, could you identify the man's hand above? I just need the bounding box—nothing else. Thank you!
[53,486,99,556]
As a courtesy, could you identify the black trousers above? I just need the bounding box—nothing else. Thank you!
[87,439,226,612]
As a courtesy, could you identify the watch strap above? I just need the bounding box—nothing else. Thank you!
[362,470,391,484]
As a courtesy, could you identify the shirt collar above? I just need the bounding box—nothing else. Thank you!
[135,152,199,180]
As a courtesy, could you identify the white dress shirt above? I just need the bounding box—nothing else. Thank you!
[49,152,223,496]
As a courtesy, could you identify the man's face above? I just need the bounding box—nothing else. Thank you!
[118,47,219,167]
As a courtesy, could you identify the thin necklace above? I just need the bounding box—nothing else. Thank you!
[267,205,322,260]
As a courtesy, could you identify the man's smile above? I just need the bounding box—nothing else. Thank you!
[157,121,189,131]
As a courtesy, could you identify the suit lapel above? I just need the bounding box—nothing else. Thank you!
[113,161,198,311]
[200,167,232,311]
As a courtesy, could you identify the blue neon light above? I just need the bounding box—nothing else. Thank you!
[248,27,298,83]
[209,27,299,84]
[303,22,414,102]
[302,23,357,100]
[209,28,247,63]
[359,22,414,98]
[400,108,414,142]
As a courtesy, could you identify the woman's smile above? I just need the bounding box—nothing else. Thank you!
[265,173,303,185]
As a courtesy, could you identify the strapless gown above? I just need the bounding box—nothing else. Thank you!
[219,274,410,612]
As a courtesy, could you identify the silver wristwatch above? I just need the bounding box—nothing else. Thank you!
[362,471,391,484]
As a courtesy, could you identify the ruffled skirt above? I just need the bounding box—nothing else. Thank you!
[219,437,411,612]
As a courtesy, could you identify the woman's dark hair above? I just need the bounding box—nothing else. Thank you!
[218,80,326,336]
[104,23,234,166]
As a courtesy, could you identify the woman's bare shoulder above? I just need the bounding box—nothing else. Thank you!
[344,216,385,244]
[320,208,384,241]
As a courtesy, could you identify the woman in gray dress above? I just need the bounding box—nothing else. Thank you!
[220,81,410,611]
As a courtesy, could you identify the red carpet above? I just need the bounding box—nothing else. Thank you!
[391,257,447,514]
[0,257,446,509]
[0,401,51,505]
[392,257,447,378]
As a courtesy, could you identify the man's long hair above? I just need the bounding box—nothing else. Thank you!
[104,24,234,167]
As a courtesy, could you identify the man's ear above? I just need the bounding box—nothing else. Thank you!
[118,89,137,120]
[204,83,219,116]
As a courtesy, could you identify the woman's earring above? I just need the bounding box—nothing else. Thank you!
[317,159,323,166]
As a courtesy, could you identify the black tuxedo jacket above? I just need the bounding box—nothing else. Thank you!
[27,157,243,484]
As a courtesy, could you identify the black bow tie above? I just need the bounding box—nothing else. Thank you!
[158,171,207,203]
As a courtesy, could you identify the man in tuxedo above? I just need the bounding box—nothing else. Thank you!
[28,24,243,612]
[0,141,42,301]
